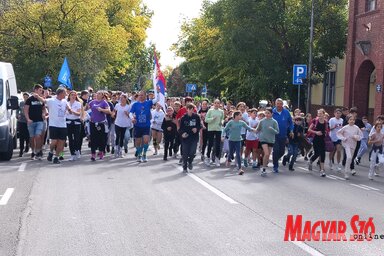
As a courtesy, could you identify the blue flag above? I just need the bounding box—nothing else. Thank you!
[58,57,72,89]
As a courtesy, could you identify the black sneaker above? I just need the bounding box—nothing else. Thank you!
[289,167,295,171]
[31,152,35,160]
[111,147,115,154]
[25,146,29,153]
[59,156,64,161]
[183,168,188,173]
[19,151,23,157]
[106,145,110,153]
[188,162,193,170]
[124,147,128,154]
[53,157,60,164]
[178,159,183,165]
[163,156,168,161]
[47,152,53,162]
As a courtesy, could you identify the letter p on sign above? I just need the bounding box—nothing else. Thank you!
[293,65,307,85]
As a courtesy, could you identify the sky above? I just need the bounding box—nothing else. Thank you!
[144,0,206,68]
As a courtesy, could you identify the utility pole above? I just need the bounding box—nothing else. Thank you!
[306,0,315,114]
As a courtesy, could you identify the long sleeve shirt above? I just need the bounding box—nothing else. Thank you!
[224,120,253,142]
[337,124,363,149]
[205,108,224,131]
[256,118,279,144]
[179,113,201,142]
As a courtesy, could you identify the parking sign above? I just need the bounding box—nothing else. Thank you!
[293,65,307,85]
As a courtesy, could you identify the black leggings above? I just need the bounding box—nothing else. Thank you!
[164,136,175,158]
[90,122,107,154]
[17,122,29,152]
[115,125,127,148]
[67,122,81,155]
[310,136,325,163]
[201,129,209,155]
[207,131,222,159]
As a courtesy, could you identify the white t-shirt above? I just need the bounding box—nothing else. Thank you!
[66,101,82,120]
[246,117,259,141]
[114,103,132,128]
[241,112,249,135]
[151,109,165,131]
[46,97,68,128]
[329,117,343,142]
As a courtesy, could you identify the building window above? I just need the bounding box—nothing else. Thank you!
[366,0,376,12]
[323,71,336,105]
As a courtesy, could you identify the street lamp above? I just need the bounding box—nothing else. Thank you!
[306,0,315,114]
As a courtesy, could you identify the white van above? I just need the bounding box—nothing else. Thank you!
[0,62,19,160]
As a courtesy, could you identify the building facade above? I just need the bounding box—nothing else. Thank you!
[344,0,383,120]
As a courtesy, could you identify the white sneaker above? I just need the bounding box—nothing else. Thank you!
[204,158,211,166]
[337,164,342,172]
[344,172,349,179]
[75,150,81,159]
[215,158,220,167]
[69,155,76,161]
[368,173,373,180]
[329,161,333,170]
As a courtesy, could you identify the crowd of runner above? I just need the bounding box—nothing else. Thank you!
[17,84,383,180]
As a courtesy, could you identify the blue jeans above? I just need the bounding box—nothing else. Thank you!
[228,140,241,169]
[273,137,287,170]
[286,143,298,168]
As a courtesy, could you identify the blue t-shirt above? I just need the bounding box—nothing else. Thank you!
[130,100,154,128]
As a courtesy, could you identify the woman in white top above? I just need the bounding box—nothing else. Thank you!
[337,115,363,179]
[151,103,165,155]
[66,91,83,161]
[113,94,132,157]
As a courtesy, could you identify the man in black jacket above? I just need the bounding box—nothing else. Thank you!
[179,103,201,172]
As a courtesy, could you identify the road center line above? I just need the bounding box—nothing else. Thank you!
[350,184,370,190]
[0,188,15,205]
[18,163,27,172]
[185,171,238,204]
[359,184,380,191]
[291,241,325,256]
[328,175,346,181]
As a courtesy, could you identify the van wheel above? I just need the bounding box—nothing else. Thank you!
[0,138,13,161]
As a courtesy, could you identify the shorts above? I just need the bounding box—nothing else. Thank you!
[151,128,163,133]
[245,140,259,151]
[333,140,341,146]
[134,126,151,138]
[28,121,45,137]
[260,141,274,147]
[49,127,67,140]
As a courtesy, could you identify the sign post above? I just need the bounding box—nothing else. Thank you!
[293,65,307,110]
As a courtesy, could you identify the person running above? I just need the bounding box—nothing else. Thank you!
[151,103,165,155]
[24,84,46,160]
[17,92,30,157]
[328,108,344,171]
[162,106,177,161]
[130,90,159,163]
[107,93,118,155]
[224,111,257,175]
[205,99,224,167]
[236,102,249,162]
[282,116,304,171]
[88,91,111,161]
[178,103,201,172]
[113,94,132,158]
[33,87,71,164]
[368,122,384,180]
[272,98,294,173]
[66,91,83,161]
[244,108,260,169]
[355,116,372,165]
[337,115,363,179]
[256,107,279,176]
[307,109,328,177]
[198,100,209,162]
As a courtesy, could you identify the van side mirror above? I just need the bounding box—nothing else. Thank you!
[7,96,19,110]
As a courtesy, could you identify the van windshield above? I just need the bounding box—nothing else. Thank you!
[0,79,3,106]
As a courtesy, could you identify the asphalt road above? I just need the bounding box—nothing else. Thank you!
[0,144,384,256]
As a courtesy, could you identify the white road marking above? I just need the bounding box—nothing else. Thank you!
[350,184,370,191]
[0,188,15,205]
[185,171,238,204]
[297,167,308,171]
[358,184,380,191]
[291,241,325,256]
[18,163,27,172]
[326,176,337,180]
[328,175,346,181]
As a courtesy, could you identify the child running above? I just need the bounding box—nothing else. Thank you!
[368,122,384,180]
[255,107,279,176]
